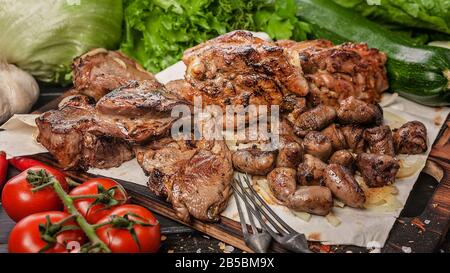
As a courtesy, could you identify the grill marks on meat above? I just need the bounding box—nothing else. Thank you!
[72,49,156,100]
[277,39,388,106]
[364,125,395,156]
[356,153,400,187]
[135,139,233,222]
[180,30,309,108]
[337,96,383,125]
[393,121,428,154]
[36,95,134,170]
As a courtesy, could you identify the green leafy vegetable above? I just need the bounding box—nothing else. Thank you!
[121,0,310,72]
[0,0,123,84]
[332,0,450,35]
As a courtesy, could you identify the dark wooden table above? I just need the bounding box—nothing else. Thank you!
[0,83,449,253]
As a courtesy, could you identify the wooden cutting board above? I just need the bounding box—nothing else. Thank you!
[32,93,450,253]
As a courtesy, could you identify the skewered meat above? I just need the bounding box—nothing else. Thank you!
[135,138,233,222]
[303,131,332,161]
[341,125,366,153]
[72,49,156,100]
[287,186,333,216]
[364,125,395,156]
[292,105,336,137]
[231,148,276,176]
[393,121,428,154]
[267,167,297,202]
[337,96,383,125]
[329,150,355,173]
[180,30,309,108]
[356,153,400,187]
[323,164,366,208]
[277,39,388,106]
[36,95,134,170]
[321,124,348,151]
[297,154,327,186]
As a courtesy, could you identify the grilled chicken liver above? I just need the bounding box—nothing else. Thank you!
[393,121,428,154]
[297,154,327,186]
[323,164,366,208]
[287,186,333,216]
[231,148,276,176]
[72,49,156,100]
[267,167,297,203]
[356,153,400,187]
[303,131,332,161]
[337,96,383,125]
[364,125,395,156]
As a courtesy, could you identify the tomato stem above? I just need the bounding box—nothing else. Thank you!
[51,178,111,253]
[66,177,81,187]
[70,194,105,200]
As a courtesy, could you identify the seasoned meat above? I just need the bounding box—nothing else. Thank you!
[267,167,297,203]
[364,125,395,156]
[232,148,276,176]
[303,131,332,161]
[277,39,388,106]
[72,49,156,100]
[393,121,428,154]
[323,164,366,208]
[341,125,365,153]
[337,96,383,125]
[281,94,308,122]
[135,138,233,222]
[292,105,336,137]
[329,150,355,172]
[356,153,400,187]
[180,30,309,108]
[297,154,327,186]
[276,141,303,168]
[321,124,348,151]
[36,95,134,170]
[287,186,333,216]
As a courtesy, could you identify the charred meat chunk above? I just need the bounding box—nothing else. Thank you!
[276,141,303,168]
[329,150,355,173]
[356,153,400,187]
[337,96,383,125]
[323,164,366,208]
[231,148,276,176]
[292,105,336,137]
[341,125,365,153]
[297,154,327,186]
[321,124,348,151]
[364,125,395,156]
[393,121,428,154]
[287,186,333,216]
[267,167,297,203]
[303,131,332,161]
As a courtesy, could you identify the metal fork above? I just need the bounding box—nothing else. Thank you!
[232,180,272,253]
[233,174,312,253]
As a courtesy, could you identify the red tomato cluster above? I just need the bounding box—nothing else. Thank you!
[1,157,161,253]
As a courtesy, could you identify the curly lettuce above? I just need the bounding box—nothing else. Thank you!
[121,0,310,72]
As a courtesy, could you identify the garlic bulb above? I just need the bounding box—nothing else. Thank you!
[0,61,39,123]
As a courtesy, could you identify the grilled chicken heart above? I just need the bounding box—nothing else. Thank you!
[393,121,428,154]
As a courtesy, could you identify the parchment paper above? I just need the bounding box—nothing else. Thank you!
[1,58,448,249]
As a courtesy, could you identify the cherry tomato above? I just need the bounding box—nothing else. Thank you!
[2,166,69,222]
[96,204,161,253]
[69,178,128,224]
[8,211,86,253]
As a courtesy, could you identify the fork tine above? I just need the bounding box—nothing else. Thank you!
[232,184,249,237]
[242,175,297,234]
[236,177,287,235]
[234,178,264,235]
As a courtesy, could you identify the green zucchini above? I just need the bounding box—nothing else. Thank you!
[296,0,450,106]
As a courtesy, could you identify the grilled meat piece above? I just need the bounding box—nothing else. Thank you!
[277,39,388,106]
[276,141,303,168]
[356,153,400,187]
[281,94,308,123]
[323,164,366,208]
[303,131,332,161]
[364,125,395,156]
[36,95,134,170]
[267,167,297,203]
[287,186,333,216]
[321,124,348,151]
[135,138,233,222]
[292,105,336,137]
[297,154,327,186]
[341,125,365,153]
[72,49,156,100]
[329,150,355,173]
[337,96,383,125]
[393,121,428,154]
[181,30,309,108]
[231,148,276,176]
